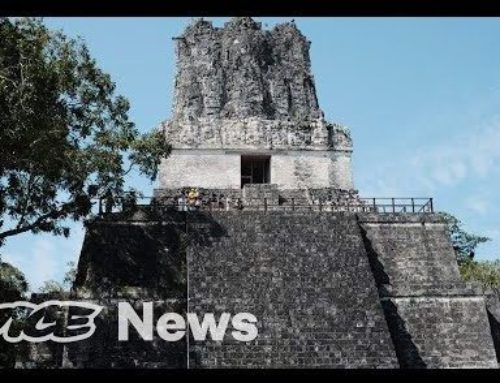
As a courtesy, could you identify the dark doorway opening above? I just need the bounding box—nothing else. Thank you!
[241,156,270,187]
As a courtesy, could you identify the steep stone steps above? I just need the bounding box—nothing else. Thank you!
[186,212,398,368]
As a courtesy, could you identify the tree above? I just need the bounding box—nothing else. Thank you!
[0,261,28,368]
[0,260,28,302]
[459,259,500,291]
[38,261,76,294]
[0,18,170,248]
[439,212,490,263]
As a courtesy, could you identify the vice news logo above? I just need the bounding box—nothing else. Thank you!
[0,301,258,344]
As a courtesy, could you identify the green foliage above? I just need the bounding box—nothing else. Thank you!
[63,260,76,286]
[438,212,490,263]
[438,212,498,290]
[0,18,170,247]
[0,261,28,301]
[38,261,76,294]
[0,261,28,368]
[37,280,65,295]
[459,259,500,291]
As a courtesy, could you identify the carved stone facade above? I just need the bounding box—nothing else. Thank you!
[159,17,353,191]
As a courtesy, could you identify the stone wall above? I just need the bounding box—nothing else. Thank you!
[359,215,462,291]
[159,151,241,189]
[19,210,499,368]
[381,297,496,368]
[359,213,498,368]
[75,220,187,298]
[68,219,190,368]
[159,149,353,190]
[186,211,398,368]
[271,151,353,190]
[67,211,398,368]
[163,119,352,152]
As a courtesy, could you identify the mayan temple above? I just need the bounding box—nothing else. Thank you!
[158,17,353,196]
[20,17,500,369]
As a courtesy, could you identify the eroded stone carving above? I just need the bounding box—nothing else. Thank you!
[162,17,351,152]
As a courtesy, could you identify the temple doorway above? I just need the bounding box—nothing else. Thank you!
[241,156,270,187]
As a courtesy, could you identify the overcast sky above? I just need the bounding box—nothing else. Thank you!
[3,17,500,290]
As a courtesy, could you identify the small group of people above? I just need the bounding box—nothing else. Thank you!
[176,188,201,211]
[174,189,245,212]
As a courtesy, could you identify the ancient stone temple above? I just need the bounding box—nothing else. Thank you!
[18,17,500,369]
[159,17,353,192]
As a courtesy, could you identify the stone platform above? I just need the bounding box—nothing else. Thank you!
[22,209,497,368]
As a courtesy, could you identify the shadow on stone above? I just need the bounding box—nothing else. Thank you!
[75,210,228,298]
[65,210,229,368]
[357,217,426,368]
[381,300,427,369]
[357,217,390,288]
[487,309,500,364]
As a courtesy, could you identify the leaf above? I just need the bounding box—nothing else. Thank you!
[0,18,171,247]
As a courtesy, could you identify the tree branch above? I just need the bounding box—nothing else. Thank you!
[0,73,16,85]
[122,162,135,177]
[0,205,70,241]
[15,171,37,230]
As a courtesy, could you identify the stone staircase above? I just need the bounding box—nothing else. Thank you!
[186,211,398,368]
